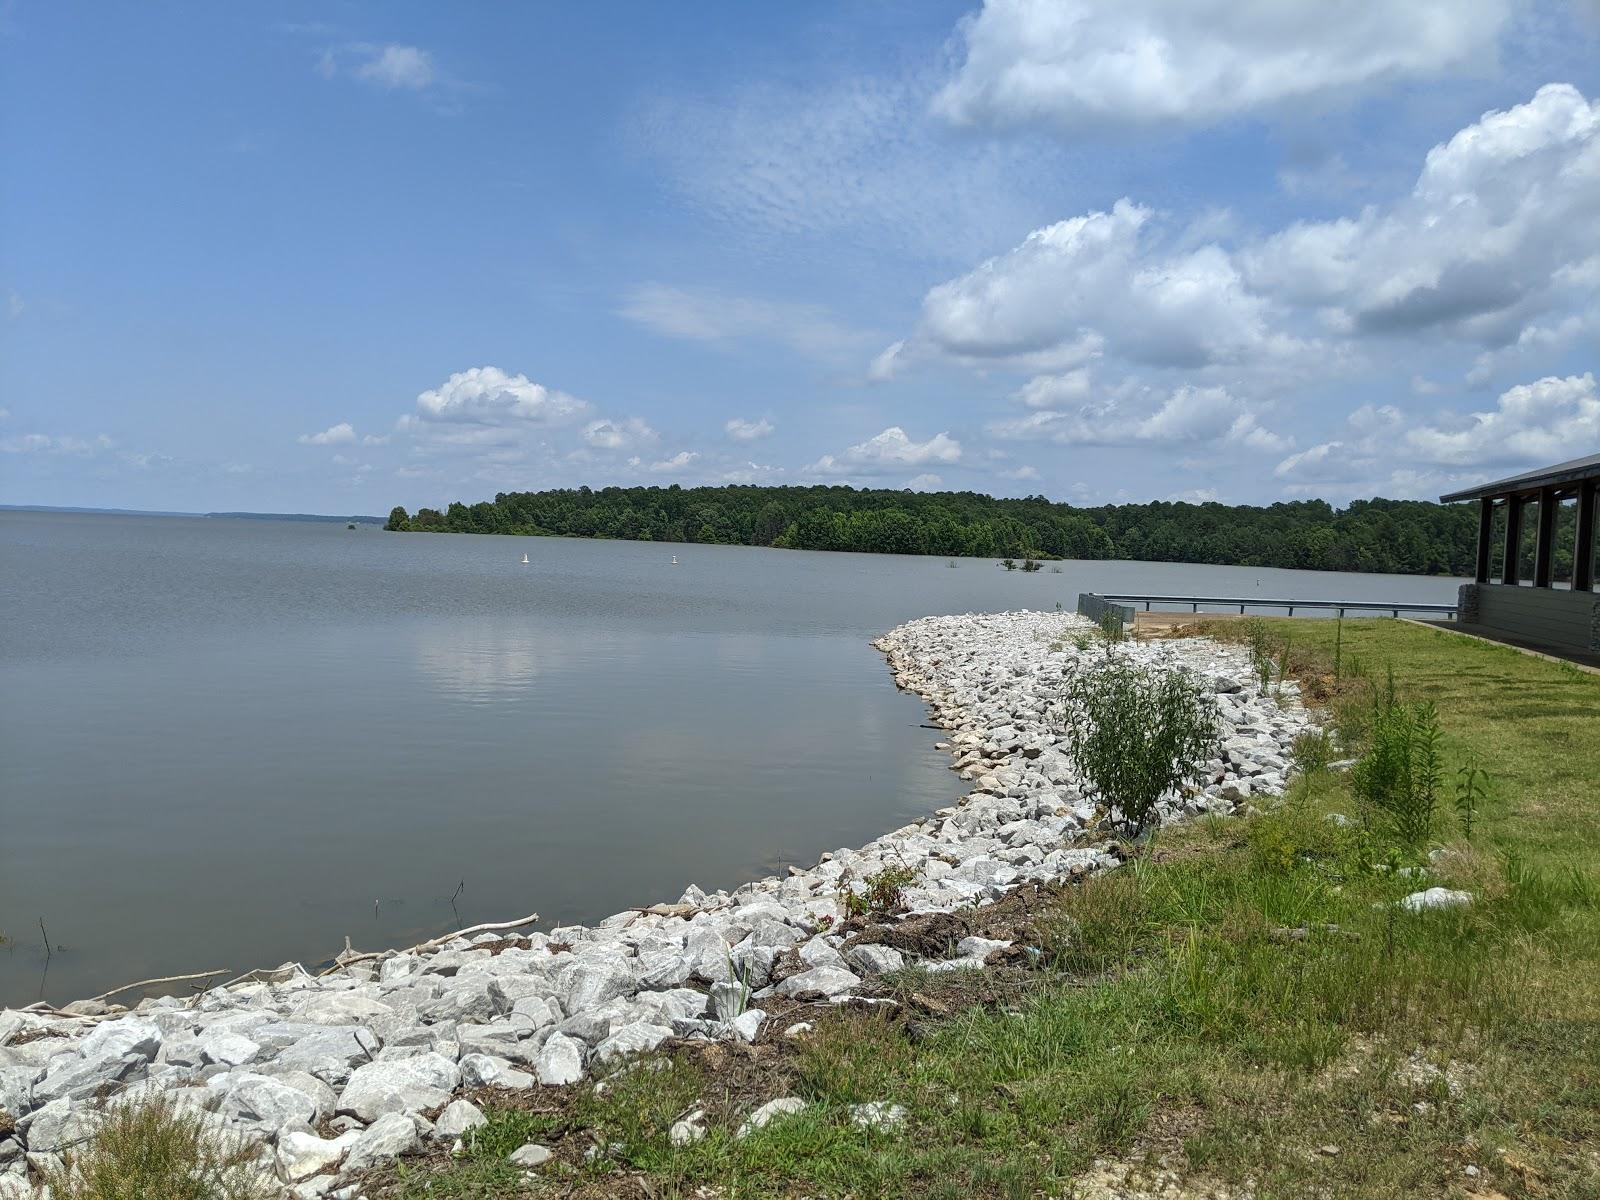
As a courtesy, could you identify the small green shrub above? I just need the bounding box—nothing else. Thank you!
[841,863,919,918]
[999,558,1017,571]
[44,1098,269,1200]
[1021,558,1042,572]
[1289,728,1333,802]
[1351,695,1445,851]
[1061,659,1220,836]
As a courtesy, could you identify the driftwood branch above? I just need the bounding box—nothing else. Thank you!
[21,913,541,1017]
[317,912,541,976]
[93,969,229,1004]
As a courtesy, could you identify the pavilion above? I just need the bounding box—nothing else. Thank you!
[1440,452,1600,655]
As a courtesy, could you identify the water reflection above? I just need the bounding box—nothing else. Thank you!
[408,621,627,702]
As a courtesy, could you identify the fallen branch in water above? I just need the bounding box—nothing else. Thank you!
[317,912,541,976]
[94,969,229,1004]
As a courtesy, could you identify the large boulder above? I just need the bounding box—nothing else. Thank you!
[273,1027,378,1086]
[337,1053,459,1122]
[342,1111,419,1173]
[593,1022,671,1063]
[534,1033,585,1086]
[220,1073,321,1133]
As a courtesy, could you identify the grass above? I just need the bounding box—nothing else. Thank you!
[43,1098,270,1200]
[381,619,1600,1199]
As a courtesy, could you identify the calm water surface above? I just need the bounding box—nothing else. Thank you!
[0,511,1463,1005]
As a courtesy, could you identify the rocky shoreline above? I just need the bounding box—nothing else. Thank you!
[0,610,1315,1198]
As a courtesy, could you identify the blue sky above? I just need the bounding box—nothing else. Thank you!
[3,1,1598,514]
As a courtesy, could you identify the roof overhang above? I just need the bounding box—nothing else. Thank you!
[1439,452,1600,503]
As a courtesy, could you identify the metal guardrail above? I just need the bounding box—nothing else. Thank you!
[1079,593,1459,620]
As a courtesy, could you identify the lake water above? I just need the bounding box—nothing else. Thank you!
[0,511,1463,1006]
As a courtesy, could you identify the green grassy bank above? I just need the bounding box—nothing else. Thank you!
[374,619,1599,1200]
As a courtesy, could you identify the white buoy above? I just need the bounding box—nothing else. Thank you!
[521,553,530,564]
[671,555,679,565]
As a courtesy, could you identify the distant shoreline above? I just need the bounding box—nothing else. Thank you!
[1,504,384,524]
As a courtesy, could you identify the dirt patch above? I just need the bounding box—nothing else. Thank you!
[845,877,1110,960]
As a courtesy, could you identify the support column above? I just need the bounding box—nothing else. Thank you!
[1534,486,1557,587]
[1475,497,1493,583]
[1503,496,1523,585]
[1575,480,1597,592]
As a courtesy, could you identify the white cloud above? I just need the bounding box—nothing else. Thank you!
[905,473,944,491]
[1271,375,1598,498]
[1274,441,1345,480]
[1406,372,1599,467]
[1015,370,1092,408]
[298,421,357,446]
[403,367,587,431]
[1134,386,1289,451]
[349,44,435,89]
[807,426,964,476]
[637,68,1071,263]
[910,200,1298,370]
[583,417,657,451]
[724,417,774,442]
[989,383,1288,451]
[1243,84,1600,347]
[867,340,905,382]
[644,450,700,474]
[719,461,786,484]
[1,433,113,456]
[1002,464,1040,481]
[620,284,872,363]
[934,0,1508,131]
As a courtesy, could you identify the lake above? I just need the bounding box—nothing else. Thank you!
[0,510,1464,1006]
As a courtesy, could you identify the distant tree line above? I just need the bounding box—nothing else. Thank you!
[381,484,1514,576]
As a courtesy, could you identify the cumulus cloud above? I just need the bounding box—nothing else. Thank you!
[1406,373,1599,467]
[910,200,1298,370]
[583,417,657,451]
[724,417,774,442]
[634,450,700,474]
[1271,377,1597,497]
[1134,386,1290,451]
[403,367,587,431]
[989,383,1288,451]
[934,0,1508,131]
[620,284,873,363]
[1015,369,1092,408]
[905,473,944,491]
[1243,84,1600,347]
[807,426,963,476]
[298,421,357,446]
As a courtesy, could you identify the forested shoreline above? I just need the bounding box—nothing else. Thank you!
[381,485,1501,576]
